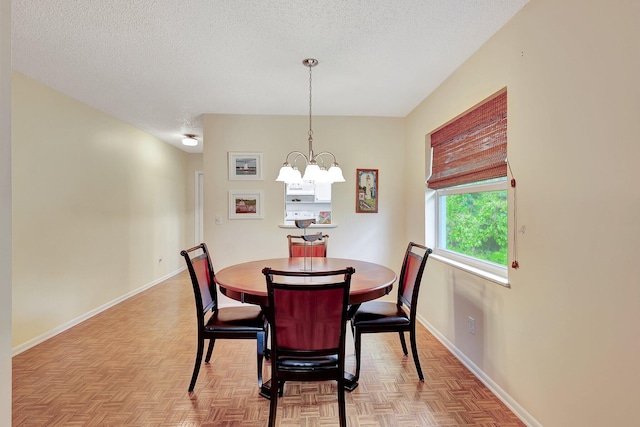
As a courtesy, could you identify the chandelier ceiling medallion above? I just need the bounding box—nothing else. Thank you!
[276,58,345,184]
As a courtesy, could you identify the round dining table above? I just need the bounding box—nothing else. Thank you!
[214,257,397,393]
[215,257,397,307]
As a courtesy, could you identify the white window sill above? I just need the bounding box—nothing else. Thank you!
[430,253,511,288]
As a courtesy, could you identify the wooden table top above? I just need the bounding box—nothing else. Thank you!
[215,257,397,306]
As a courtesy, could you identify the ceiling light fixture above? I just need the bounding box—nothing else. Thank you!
[182,134,198,146]
[276,59,345,184]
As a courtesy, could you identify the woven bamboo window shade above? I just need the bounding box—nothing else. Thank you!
[427,90,507,189]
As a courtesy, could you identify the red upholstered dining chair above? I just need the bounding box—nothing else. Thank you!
[180,243,268,392]
[287,233,329,257]
[262,266,355,427]
[351,242,432,382]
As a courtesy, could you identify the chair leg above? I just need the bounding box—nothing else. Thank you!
[409,327,424,381]
[268,377,279,427]
[264,323,270,360]
[337,377,347,427]
[204,338,215,363]
[398,331,409,355]
[188,337,205,392]
[353,328,362,381]
[256,331,265,389]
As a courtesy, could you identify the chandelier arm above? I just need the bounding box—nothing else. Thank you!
[312,151,339,165]
[283,151,310,166]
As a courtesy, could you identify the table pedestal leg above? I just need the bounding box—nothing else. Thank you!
[343,371,359,391]
[259,380,272,399]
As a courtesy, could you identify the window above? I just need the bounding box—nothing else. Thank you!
[435,179,507,277]
[427,90,508,281]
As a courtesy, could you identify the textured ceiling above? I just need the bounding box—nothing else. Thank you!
[11,0,528,153]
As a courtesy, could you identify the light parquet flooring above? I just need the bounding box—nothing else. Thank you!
[13,270,525,427]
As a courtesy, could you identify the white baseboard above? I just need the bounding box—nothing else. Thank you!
[417,314,542,427]
[12,267,185,357]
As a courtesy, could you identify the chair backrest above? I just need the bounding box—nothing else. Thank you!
[397,242,433,314]
[180,243,218,323]
[263,267,354,358]
[287,234,329,258]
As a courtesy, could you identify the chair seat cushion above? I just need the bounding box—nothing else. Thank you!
[204,305,266,332]
[277,354,338,369]
[352,301,410,327]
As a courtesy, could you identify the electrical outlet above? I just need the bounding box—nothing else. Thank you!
[468,316,476,335]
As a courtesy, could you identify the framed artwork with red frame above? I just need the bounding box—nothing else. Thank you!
[356,169,378,213]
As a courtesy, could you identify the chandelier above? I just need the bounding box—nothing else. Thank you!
[276,59,345,184]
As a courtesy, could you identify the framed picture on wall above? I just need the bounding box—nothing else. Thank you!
[356,169,378,213]
[228,152,263,180]
[228,191,264,219]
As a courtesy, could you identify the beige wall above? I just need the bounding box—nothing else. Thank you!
[1,0,12,422]
[202,114,408,274]
[11,72,195,349]
[406,0,640,425]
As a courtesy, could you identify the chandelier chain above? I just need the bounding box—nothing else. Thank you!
[308,62,313,141]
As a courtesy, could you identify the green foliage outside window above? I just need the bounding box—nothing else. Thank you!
[444,190,508,265]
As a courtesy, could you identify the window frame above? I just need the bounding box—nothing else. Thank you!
[434,178,509,282]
